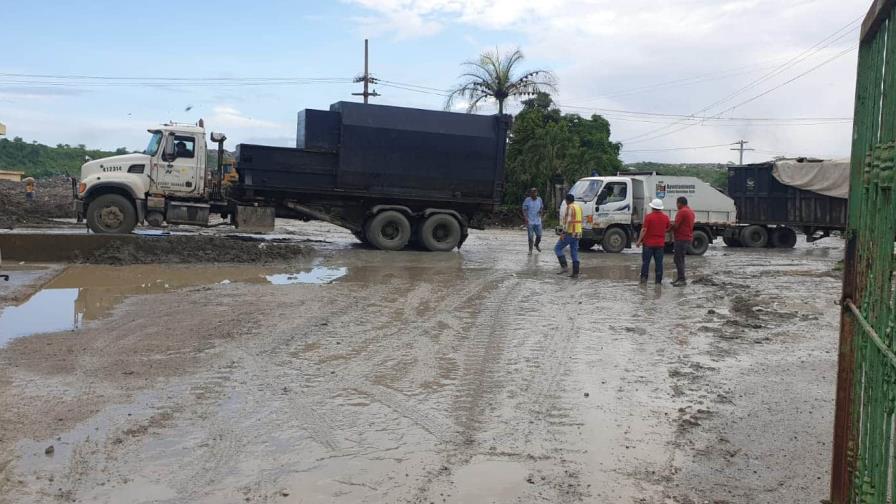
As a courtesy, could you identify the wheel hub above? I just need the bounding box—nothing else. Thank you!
[433,224,449,241]
[100,206,124,228]
[383,223,399,240]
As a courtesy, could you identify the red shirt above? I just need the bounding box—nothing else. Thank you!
[673,205,696,241]
[642,210,670,248]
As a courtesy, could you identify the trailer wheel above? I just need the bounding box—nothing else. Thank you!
[687,230,710,255]
[770,227,797,248]
[420,214,461,251]
[740,225,768,248]
[722,236,743,247]
[365,211,411,250]
[86,194,137,234]
[601,228,627,253]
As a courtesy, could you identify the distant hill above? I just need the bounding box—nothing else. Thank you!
[0,137,235,179]
[623,162,730,190]
[0,137,123,178]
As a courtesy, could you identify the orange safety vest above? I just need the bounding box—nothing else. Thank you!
[565,203,583,235]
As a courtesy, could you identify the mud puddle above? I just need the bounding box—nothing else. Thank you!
[0,263,347,346]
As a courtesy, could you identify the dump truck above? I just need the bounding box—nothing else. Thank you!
[560,172,737,255]
[74,102,510,251]
[724,158,849,248]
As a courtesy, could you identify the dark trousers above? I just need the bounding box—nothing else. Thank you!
[673,240,689,281]
[641,246,664,283]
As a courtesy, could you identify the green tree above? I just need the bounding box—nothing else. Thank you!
[445,48,556,115]
[0,138,119,177]
[503,93,622,209]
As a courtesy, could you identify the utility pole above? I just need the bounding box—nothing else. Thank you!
[730,139,754,165]
[352,39,380,103]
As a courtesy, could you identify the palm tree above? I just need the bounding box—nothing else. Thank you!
[445,48,556,115]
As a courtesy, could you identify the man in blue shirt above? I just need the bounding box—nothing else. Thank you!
[521,187,544,254]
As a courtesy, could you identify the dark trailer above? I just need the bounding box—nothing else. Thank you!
[725,158,848,247]
[234,102,510,251]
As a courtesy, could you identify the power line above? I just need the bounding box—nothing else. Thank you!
[619,15,863,145]
[620,44,858,146]
[0,72,352,82]
[557,104,851,121]
[622,143,736,153]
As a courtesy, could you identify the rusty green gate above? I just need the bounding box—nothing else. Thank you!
[831,1,896,502]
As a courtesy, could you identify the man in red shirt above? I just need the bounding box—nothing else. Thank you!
[670,196,696,286]
[636,198,670,285]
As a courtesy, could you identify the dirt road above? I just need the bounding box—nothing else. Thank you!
[0,224,843,503]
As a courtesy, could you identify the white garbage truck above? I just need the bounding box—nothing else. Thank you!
[559,172,737,255]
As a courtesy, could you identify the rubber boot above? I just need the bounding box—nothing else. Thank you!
[556,255,568,274]
[534,236,541,252]
[528,239,533,254]
[570,261,580,278]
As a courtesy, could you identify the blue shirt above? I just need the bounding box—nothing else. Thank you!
[522,197,544,226]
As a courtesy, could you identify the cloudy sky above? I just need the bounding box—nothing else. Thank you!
[0,0,868,164]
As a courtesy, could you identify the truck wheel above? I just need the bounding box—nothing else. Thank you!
[579,239,595,250]
[687,230,710,255]
[601,228,627,253]
[366,211,411,251]
[740,225,768,248]
[146,211,165,228]
[420,214,461,251]
[770,227,797,248]
[86,194,137,234]
[722,236,742,247]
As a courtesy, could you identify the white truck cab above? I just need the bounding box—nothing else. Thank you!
[559,173,737,255]
[76,121,224,233]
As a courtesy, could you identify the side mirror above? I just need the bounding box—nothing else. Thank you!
[162,136,175,162]
[596,190,608,205]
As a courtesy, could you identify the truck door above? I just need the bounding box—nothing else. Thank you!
[596,180,632,227]
[155,133,199,194]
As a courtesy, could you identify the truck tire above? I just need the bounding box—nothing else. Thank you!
[686,230,710,255]
[723,236,742,247]
[86,194,137,234]
[420,214,461,251]
[579,239,596,250]
[770,227,797,248]
[365,211,411,251]
[740,225,768,248]
[601,227,627,253]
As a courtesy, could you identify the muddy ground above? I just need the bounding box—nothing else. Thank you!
[0,223,843,503]
[0,177,75,229]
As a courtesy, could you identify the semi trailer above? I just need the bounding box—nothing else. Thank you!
[560,172,737,255]
[74,102,510,251]
[724,158,849,248]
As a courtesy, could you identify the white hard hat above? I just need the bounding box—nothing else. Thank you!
[649,198,664,210]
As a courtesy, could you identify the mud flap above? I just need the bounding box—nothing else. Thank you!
[235,205,275,233]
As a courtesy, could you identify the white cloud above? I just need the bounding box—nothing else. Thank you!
[208,106,282,129]
[347,0,867,162]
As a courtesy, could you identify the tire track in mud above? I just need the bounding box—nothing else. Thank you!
[407,276,539,502]
[155,273,501,502]
[157,288,368,501]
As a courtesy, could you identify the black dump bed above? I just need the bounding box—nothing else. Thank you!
[728,161,848,229]
[237,102,510,206]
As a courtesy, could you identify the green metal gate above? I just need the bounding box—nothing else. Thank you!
[831,1,896,502]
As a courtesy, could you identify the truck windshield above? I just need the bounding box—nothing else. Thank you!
[569,179,602,201]
[144,131,163,156]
